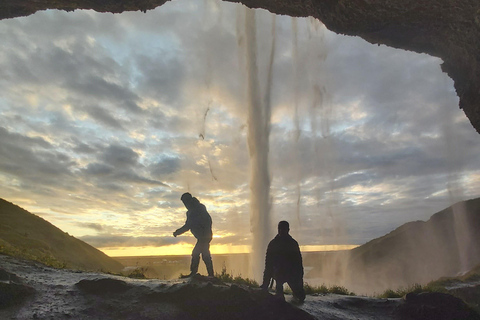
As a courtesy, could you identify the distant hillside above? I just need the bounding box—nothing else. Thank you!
[311,197,480,294]
[0,198,122,273]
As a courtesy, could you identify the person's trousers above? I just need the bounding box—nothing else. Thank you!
[275,277,305,302]
[190,237,214,276]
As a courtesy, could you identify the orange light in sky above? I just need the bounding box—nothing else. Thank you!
[100,244,357,257]
[300,245,359,252]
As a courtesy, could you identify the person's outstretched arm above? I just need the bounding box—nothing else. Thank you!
[173,212,191,237]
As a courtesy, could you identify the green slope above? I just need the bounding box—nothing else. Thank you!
[347,197,480,291]
[0,198,122,273]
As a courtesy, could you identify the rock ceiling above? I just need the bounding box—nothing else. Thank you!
[2,0,480,134]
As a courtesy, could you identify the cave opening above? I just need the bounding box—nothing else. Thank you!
[1,0,480,290]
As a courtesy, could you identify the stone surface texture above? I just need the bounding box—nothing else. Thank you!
[1,0,480,134]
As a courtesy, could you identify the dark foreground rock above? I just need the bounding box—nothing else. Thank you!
[0,255,313,320]
[450,283,480,312]
[75,276,314,320]
[76,278,132,295]
[0,268,35,309]
[399,292,480,320]
[1,254,479,320]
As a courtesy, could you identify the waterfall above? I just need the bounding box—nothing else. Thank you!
[240,7,276,280]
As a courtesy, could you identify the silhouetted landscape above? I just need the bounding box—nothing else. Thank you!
[114,198,480,295]
[2,197,480,318]
[0,198,122,273]
[309,197,480,294]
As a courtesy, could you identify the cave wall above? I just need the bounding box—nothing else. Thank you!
[2,0,480,134]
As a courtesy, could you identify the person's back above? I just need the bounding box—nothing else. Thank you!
[267,233,303,283]
[261,221,305,302]
[187,198,212,240]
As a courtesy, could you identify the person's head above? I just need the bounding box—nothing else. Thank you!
[181,192,193,209]
[278,220,290,236]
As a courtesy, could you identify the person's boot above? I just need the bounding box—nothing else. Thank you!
[180,273,195,279]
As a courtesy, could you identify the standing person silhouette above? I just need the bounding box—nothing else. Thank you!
[261,220,305,302]
[173,192,214,277]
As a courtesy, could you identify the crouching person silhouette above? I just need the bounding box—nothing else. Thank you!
[173,192,214,278]
[261,220,306,303]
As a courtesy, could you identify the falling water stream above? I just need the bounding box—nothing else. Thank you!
[238,6,332,280]
[241,8,276,280]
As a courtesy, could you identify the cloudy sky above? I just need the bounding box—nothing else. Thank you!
[1,0,480,258]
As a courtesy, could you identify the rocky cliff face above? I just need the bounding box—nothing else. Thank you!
[2,0,480,134]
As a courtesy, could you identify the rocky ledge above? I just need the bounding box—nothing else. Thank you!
[1,254,480,320]
[1,0,480,134]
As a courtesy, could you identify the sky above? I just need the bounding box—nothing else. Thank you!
[1,0,480,258]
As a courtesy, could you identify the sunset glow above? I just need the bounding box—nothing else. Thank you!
[101,244,358,257]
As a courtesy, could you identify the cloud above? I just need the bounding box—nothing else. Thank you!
[81,144,170,188]
[0,126,75,185]
[67,74,142,114]
[134,52,186,106]
[84,162,114,176]
[149,156,181,177]
[77,222,105,232]
[114,171,169,186]
[79,234,179,248]
[101,144,139,167]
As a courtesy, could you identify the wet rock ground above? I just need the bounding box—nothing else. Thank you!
[0,254,479,320]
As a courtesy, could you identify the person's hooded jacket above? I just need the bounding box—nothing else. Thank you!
[175,197,213,240]
[262,233,304,285]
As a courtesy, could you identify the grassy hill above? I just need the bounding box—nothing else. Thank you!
[345,197,480,293]
[0,198,122,273]
[306,197,480,294]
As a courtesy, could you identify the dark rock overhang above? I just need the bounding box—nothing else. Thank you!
[2,0,480,134]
